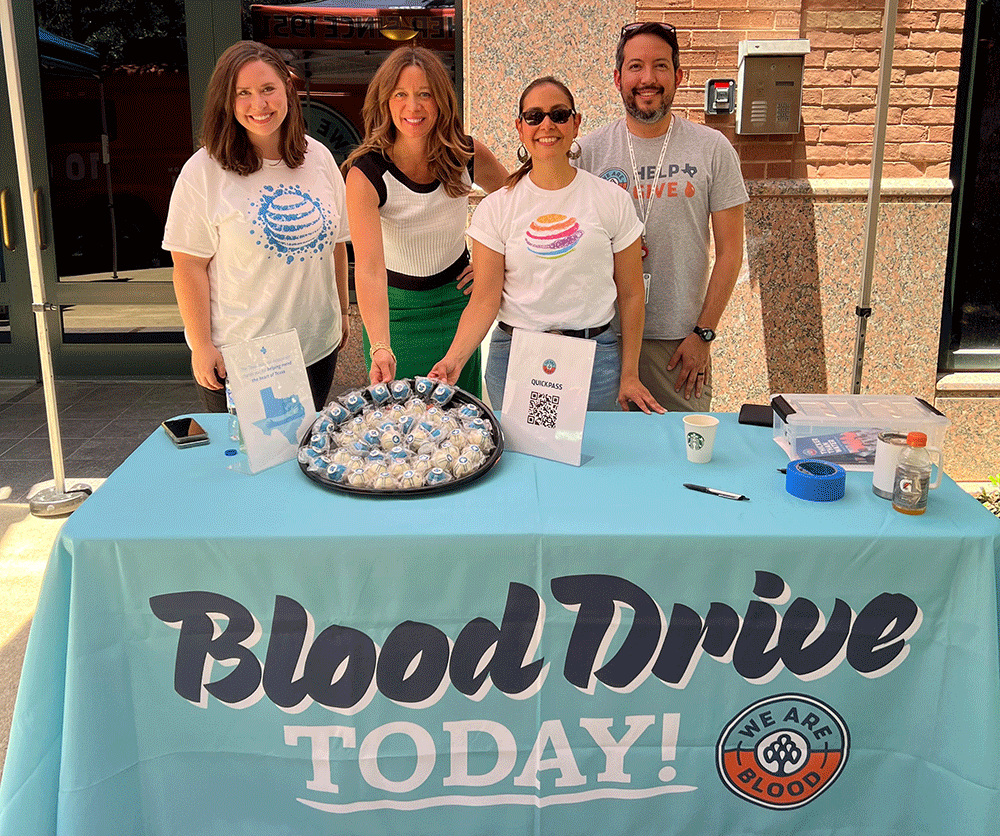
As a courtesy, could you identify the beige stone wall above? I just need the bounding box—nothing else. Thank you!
[463,1,996,479]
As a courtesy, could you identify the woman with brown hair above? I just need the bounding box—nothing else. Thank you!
[343,45,506,397]
[164,40,350,411]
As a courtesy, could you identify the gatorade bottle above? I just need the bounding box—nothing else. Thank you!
[892,431,931,515]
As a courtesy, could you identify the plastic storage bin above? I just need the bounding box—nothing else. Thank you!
[770,394,950,469]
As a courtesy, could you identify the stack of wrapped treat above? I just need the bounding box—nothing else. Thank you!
[298,376,500,493]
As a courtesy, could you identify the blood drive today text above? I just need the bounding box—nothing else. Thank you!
[150,571,920,711]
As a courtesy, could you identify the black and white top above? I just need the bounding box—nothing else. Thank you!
[351,150,474,290]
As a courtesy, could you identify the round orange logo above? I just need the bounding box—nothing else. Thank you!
[717,694,849,810]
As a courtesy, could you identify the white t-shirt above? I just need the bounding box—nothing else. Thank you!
[466,169,642,331]
[162,136,350,365]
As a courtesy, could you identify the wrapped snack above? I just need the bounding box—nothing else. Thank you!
[457,403,481,420]
[372,471,397,490]
[465,417,488,431]
[332,430,357,448]
[367,382,392,406]
[404,397,427,415]
[366,449,387,464]
[348,439,373,456]
[413,375,436,398]
[466,427,493,449]
[425,467,452,485]
[347,468,368,487]
[390,379,412,401]
[309,433,328,453]
[325,462,348,483]
[447,427,469,447]
[389,459,413,479]
[453,455,477,478]
[398,469,424,488]
[340,390,367,415]
[298,447,321,466]
[387,445,410,464]
[363,428,382,448]
[424,407,443,422]
[380,429,404,451]
[331,447,356,466]
[348,415,367,434]
[314,417,333,435]
[438,414,458,430]
[430,381,457,407]
[389,403,408,419]
[462,444,485,465]
[323,402,351,425]
[430,448,455,472]
[364,460,390,481]
[398,415,416,434]
[415,440,438,457]
[411,454,434,475]
[365,409,387,428]
[406,427,431,448]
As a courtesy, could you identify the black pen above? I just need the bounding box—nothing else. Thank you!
[683,483,750,502]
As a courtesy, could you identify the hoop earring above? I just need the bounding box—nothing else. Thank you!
[568,140,582,161]
[516,144,529,164]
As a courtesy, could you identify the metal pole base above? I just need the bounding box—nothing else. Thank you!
[28,484,93,517]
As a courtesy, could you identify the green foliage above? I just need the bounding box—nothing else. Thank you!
[977,474,1000,518]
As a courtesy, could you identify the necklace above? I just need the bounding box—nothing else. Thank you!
[626,115,674,260]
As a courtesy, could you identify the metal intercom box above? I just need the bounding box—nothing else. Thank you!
[736,39,810,135]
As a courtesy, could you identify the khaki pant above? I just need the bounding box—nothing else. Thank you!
[626,337,713,412]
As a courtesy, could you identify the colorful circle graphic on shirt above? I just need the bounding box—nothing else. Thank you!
[525,214,583,259]
[253,185,329,264]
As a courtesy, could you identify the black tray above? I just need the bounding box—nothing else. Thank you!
[298,383,504,497]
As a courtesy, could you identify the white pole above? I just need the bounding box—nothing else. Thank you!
[850,0,900,394]
[1,0,90,514]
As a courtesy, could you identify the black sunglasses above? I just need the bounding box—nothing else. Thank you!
[518,107,576,126]
[619,22,677,41]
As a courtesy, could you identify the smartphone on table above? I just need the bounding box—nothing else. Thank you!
[162,417,209,448]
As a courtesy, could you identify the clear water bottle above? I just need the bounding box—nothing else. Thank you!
[224,379,245,452]
[892,431,931,515]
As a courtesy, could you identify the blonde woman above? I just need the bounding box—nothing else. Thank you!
[343,46,506,397]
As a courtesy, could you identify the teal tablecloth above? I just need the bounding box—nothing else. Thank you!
[2,412,998,835]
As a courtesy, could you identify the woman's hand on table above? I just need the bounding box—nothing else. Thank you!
[617,373,665,414]
[455,264,475,296]
[191,343,226,390]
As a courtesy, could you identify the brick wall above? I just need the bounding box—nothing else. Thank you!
[639,0,964,178]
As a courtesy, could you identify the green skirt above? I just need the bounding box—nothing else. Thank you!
[362,281,483,398]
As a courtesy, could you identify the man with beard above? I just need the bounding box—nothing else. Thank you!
[577,22,748,411]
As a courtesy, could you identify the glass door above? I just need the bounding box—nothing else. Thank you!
[1,0,244,380]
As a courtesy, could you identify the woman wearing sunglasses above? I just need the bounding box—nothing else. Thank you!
[430,77,663,413]
[343,46,507,397]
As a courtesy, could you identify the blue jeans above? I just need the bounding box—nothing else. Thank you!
[485,326,621,412]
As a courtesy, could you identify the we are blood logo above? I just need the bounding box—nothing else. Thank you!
[542,359,556,375]
[717,694,849,810]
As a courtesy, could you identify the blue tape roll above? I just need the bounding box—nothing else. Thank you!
[786,459,846,502]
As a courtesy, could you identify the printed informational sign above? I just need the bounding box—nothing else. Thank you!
[221,329,314,473]
[501,329,595,465]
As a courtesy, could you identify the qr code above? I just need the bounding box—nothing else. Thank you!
[527,390,559,428]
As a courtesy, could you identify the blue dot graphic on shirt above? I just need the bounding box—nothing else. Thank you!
[525,214,583,259]
[252,186,329,264]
